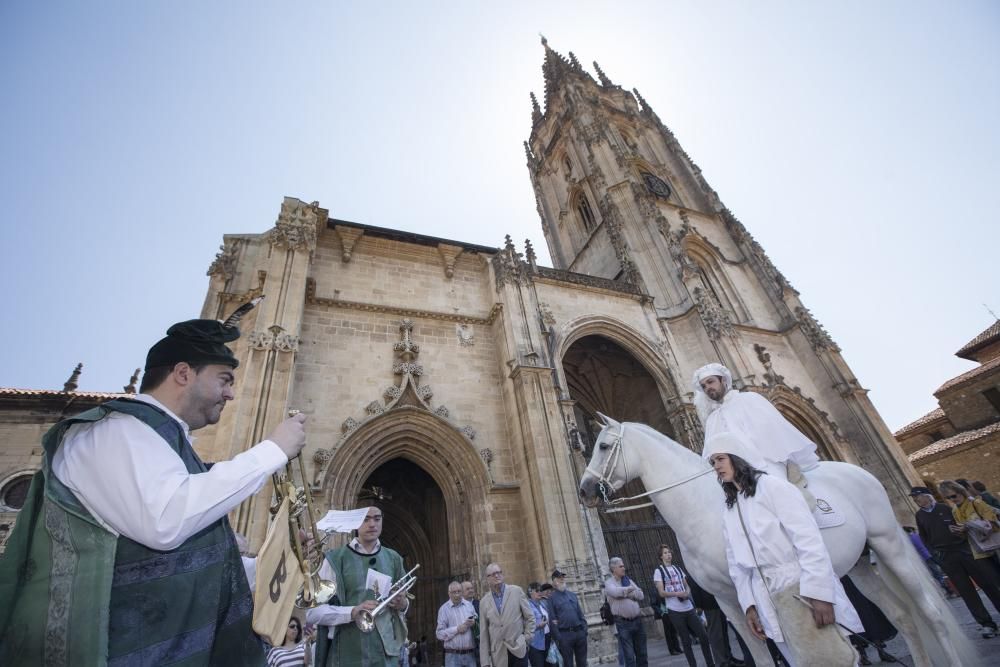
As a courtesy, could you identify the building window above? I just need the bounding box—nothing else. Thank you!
[0,473,33,512]
[983,387,1000,415]
[577,195,596,231]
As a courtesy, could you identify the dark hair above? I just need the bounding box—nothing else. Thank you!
[138,362,208,393]
[658,544,672,558]
[956,478,974,491]
[528,581,541,593]
[288,617,303,643]
[721,454,765,509]
[973,481,987,493]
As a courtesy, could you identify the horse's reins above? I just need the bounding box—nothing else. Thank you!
[585,429,714,514]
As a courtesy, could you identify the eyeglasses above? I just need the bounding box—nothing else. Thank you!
[945,494,961,500]
[487,570,503,577]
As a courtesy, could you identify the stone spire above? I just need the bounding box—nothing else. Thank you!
[540,36,583,107]
[524,239,537,269]
[530,92,542,125]
[593,60,613,87]
[523,140,538,170]
[124,368,140,394]
[632,88,652,114]
[567,51,582,70]
[63,363,82,392]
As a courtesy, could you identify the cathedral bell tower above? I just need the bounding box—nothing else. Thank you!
[525,37,816,382]
[524,38,920,519]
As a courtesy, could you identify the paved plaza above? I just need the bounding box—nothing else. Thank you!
[643,591,998,665]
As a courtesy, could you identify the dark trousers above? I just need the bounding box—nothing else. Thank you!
[659,615,681,653]
[527,646,546,667]
[939,549,1000,627]
[705,608,732,664]
[506,649,529,667]
[668,609,714,667]
[614,617,647,667]
[556,627,588,667]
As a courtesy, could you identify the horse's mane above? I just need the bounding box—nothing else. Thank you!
[621,422,706,464]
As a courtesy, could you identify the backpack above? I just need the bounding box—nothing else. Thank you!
[599,597,614,625]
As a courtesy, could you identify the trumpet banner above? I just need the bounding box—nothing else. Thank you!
[252,496,305,645]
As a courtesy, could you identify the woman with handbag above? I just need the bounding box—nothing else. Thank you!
[704,432,862,667]
[938,480,1000,574]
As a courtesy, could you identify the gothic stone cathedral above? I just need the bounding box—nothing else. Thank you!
[192,43,918,652]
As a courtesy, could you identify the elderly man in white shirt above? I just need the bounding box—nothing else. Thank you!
[437,581,478,667]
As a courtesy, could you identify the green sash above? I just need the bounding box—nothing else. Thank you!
[0,398,265,666]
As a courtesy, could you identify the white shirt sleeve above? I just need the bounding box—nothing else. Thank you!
[436,603,458,641]
[724,511,757,614]
[51,411,288,550]
[305,557,355,633]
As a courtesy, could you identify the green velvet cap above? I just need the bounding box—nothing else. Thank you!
[144,319,240,370]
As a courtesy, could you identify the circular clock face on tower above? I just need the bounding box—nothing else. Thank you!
[641,172,671,199]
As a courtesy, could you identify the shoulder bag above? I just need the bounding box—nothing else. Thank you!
[735,500,856,667]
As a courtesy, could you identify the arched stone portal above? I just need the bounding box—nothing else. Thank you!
[560,333,687,609]
[361,459,453,660]
[316,406,490,661]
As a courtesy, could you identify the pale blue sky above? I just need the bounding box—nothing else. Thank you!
[1,1,997,431]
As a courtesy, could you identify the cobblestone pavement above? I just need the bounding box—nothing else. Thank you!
[643,592,998,665]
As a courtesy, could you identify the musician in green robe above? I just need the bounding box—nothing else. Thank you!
[308,506,410,667]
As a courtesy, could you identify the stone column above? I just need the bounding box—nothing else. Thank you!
[217,198,327,542]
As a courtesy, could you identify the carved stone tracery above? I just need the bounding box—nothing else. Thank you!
[268,198,324,255]
[207,242,238,280]
[248,325,299,353]
[795,306,840,352]
[693,287,736,340]
[329,319,480,479]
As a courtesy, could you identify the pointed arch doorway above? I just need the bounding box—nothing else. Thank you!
[562,333,684,607]
[360,458,454,659]
[317,406,490,664]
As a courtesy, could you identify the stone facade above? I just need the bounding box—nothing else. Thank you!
[896,320,1000,495]
[0,387,127,553]
[0,42,922,660]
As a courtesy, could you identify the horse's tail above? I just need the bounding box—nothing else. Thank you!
[874,528,980,666]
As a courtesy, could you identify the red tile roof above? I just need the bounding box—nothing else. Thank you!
[934,355,1000,396]
[0,387,129,400]
[894,408,947,439]
[956,320,1000,361]
[908,421,1000,463]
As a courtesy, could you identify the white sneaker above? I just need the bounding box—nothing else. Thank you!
[980,625,998,639]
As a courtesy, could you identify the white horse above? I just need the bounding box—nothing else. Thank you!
[578,416,978,667]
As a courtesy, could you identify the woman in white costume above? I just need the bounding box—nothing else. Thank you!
[703,431,862,667]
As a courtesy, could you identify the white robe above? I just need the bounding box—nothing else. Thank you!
[704,391,820,476]
[722,475,862,643]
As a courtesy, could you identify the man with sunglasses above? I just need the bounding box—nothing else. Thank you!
[911,486,1000,638]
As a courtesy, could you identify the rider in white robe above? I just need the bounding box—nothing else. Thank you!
[693,363,820,479]
[704,432,862,663]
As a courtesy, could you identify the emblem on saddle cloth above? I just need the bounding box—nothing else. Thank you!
[812,498,845,529]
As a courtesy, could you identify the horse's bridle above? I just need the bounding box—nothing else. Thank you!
[585,425,715,513]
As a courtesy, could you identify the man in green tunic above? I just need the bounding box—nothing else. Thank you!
[0,316,309,666]
[309,507,410,667]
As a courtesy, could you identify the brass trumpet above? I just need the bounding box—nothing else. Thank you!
[355,564,420,633]
[272,410,337,608]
